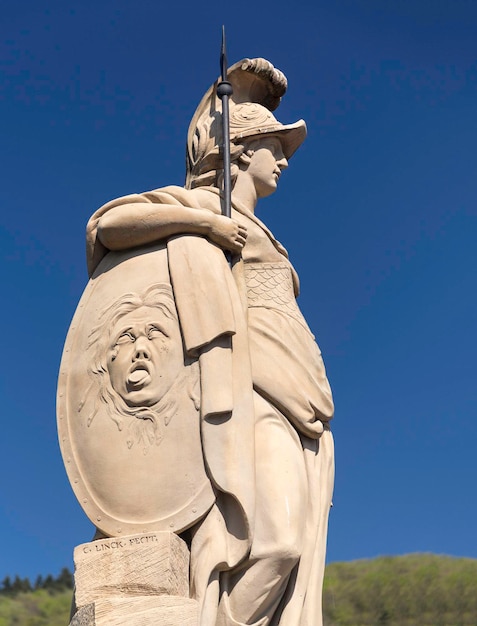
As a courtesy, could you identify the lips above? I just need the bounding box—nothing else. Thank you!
[127,362,151,388]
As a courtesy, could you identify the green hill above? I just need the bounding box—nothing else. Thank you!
[1,554,476,625]
[0,589,72,626]
[323,553,477,626]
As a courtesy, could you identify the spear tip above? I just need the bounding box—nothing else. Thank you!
[220,25,228,82]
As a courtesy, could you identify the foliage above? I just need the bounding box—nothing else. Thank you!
[0,567,73,625]
[0,568,73,597]
[2,556,477,625]
[0,589,72,626]
[323,553,477,626]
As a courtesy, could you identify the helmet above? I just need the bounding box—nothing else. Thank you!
[185,58,307,189]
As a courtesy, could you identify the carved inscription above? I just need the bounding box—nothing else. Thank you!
[82,534,162,554]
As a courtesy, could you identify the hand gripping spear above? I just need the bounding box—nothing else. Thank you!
[216,27,233,264]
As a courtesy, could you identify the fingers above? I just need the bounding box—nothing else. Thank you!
[235,223,247,242]
[208,215,248,252]
[230,238,245,252]
[232,220,247,235]
[224,220,247,251]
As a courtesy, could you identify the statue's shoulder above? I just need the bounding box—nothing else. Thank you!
[193,187,221,214]
[145,185,221,214]
[93,184,220,213]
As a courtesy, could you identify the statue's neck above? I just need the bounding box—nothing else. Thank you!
[231,173,258,214]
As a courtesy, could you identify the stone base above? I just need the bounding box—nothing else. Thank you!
[71,596,198,626]
[70,532,198,626]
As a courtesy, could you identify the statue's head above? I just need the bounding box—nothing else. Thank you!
[185,58,307,190]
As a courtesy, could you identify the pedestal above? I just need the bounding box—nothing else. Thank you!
[69,531,198,625]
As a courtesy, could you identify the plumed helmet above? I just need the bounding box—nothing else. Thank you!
[185,58,307,189]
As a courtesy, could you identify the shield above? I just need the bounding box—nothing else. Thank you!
[57,242,215,537]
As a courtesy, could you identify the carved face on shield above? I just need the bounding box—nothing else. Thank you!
[87,283,186,414]
[108,304,183,407]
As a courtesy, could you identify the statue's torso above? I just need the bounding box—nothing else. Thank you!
[229,205,334,425]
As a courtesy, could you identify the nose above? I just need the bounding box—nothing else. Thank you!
[277,156,288,171]
[133,335,150,360]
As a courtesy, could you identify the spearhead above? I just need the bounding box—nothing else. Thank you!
[220,25,228,83]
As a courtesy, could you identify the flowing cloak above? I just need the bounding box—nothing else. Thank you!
[86,185,335,626]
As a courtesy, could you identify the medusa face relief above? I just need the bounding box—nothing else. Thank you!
[107,304,184,408]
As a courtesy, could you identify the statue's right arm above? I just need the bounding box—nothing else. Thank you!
[96,202,247,254]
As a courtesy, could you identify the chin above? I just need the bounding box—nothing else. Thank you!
[258,184,277,198]
[122,391,158,408]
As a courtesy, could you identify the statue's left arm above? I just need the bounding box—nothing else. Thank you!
[86,186,247,277]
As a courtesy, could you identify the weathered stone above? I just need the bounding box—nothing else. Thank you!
[69,603,95,626]
[69,596,199,626]
[74,532,189,609]
[94,596,198,626]
[59,54,335,625]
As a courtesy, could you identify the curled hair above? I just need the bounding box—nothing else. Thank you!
[186,142,246,190]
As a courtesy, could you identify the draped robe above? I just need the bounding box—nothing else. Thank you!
[86,185,335,626]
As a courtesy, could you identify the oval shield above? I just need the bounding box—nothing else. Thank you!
[57,242,215,537]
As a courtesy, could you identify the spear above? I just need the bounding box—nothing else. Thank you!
[216,26,233,223]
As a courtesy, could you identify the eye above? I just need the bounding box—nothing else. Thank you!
[147,324,166,339]
[115,331,135,344]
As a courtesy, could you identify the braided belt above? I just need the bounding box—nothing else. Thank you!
[243,262,306,325]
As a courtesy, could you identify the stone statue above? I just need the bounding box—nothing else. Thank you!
[58,57,334,626]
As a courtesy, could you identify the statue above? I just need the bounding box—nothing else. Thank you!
[58,55,334,626]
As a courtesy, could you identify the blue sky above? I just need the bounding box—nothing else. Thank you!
[1,0,476,580]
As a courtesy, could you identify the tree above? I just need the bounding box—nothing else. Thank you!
[34,574,44,590]
[55,567,74,590]
[42,574,55,592]
[0,575,12,594]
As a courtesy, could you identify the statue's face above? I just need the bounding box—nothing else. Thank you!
[107,305,183,407]
[246,136,288,198]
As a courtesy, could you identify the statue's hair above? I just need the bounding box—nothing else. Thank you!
[88,284,176,345]
[187,136,271,190]
[186,141,246,190]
